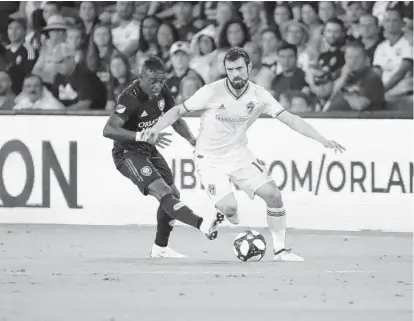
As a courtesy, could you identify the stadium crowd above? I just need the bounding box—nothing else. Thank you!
[0,1,412,114]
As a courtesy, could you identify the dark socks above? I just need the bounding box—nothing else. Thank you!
[154,206,174,247]
[159,194,203,229]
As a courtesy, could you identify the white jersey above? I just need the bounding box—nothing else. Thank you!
[183,78,285,158]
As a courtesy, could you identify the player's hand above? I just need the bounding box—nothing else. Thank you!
[323,140,346,153]
[189,138,196,147]
[145,128,159,145]
[154,132,172,149]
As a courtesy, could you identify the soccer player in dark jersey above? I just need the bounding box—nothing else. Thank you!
[103,56,224,258]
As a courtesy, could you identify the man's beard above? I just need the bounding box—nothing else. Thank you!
[326,38,341,47]
[229,76,248,89]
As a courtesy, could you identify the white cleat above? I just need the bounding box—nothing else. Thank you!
[274,248,304,262]
[225,213,240,225]
[149,244,187,258]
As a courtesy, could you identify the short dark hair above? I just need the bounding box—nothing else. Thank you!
[142,56,167,74]
[346,40,367,55]
[277,41,298,56]
[24,74,44,85]
[325,18,346,32]
[223,47,251,67]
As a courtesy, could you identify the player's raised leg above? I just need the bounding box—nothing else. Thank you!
[116,153,219,241]
[255,181,304,262]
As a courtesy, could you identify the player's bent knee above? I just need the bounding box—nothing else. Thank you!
[216,194,238,217]
[147,179,173,201]
[256,182,283,208]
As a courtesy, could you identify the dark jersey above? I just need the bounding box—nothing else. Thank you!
[112,80,175,155]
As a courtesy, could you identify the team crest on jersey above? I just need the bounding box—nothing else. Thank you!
[140,166,152,176]
[208,184,216,196]
[246,101,255,115]
[116,104,126,113]
[158,99,165,111]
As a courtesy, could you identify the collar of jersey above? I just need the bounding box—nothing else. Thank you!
[225,78,250,100]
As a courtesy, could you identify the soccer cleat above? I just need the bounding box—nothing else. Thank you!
[204,212,225,240]
[274,248,304,262]
[225,213,240,225]
[149,244,187,258]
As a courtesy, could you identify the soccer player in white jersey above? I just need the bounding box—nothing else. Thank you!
[147,47,345,262]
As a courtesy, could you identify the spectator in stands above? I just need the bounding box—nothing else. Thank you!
[309,2,336,43]
[135,16,162,74]
[318,1,336,24]
[373,8,413,99]
[42,1,62,24]
[0,72,15,110]
[190,25,217,83]
[261,27,281,61]
[176,74,204,104]
[5,16,38,95]
[13,74,64,110]
[111,2,139,61]
[107,54,135,110]
[270,42,308,100]
[214,2,238,41]
[310,71,334,111]
[174,2,200,42]
[355,15,381,64]
[272,3,293,29]
[66,25,98,72]
[301,2,322,40]
[281,20,310,69]
[309,18,346,83]
[218,20,250,50]
[240,2,266,44]
[167,41,204,98]
[344,2,367,40]
[207,48,228,83]
[51,43,106,110]
[32,15,68,88]
[92,24,120,86]
[289,92,314,113]
[255,28,280,90]
[78,2,100,43]
[156,22,180,73]
[328,41,385,111]
[243,41,262,83]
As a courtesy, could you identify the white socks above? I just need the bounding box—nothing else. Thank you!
[266,207,286,252]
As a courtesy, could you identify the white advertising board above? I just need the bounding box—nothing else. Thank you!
[0,116,412,232]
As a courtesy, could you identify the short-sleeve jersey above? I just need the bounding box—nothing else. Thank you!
[112,80,175,154]
[373,36,413,83]
[183,78,285,158]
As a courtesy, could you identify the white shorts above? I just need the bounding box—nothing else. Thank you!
[194,149,273,204]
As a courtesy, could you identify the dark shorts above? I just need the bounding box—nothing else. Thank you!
[113,147,174,196]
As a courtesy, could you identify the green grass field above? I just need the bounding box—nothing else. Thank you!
[0,224,412,321]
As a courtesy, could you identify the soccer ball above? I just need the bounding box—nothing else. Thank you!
[233,230,267,262]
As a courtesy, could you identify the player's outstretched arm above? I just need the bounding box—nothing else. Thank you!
[172,118,197,147]
[276,111,346,153]
[152,105,186,134]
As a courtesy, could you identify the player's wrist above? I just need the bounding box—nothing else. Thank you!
[135,131,147,142]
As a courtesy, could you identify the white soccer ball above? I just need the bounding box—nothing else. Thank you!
[233,230,267,262]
